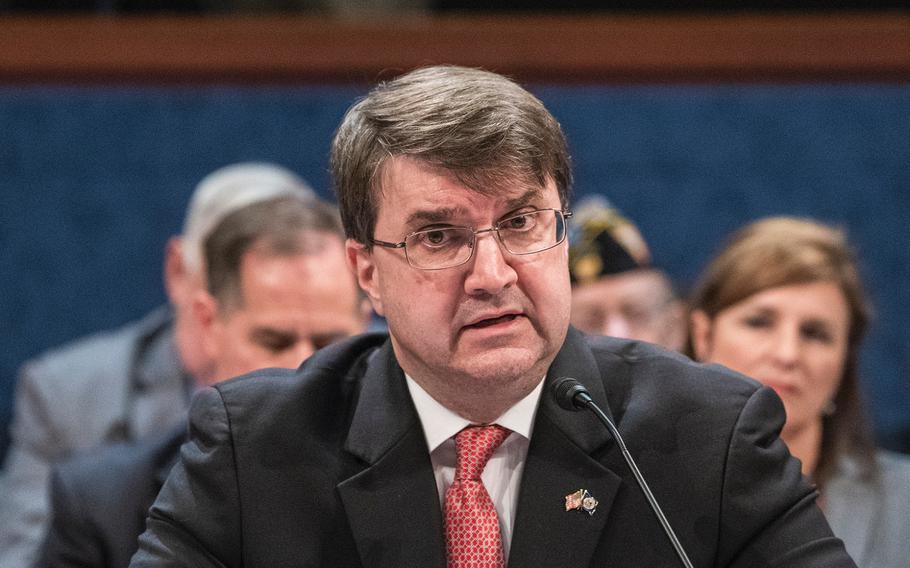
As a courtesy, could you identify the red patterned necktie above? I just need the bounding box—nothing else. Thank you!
[444,424,511,568]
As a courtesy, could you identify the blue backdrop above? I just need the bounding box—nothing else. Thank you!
[1,83,908,461]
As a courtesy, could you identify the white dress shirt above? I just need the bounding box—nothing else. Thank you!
[405,375,545,562]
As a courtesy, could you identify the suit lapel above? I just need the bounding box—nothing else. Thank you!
[338,329,628,568]
[338,341,447,568]
[130,312,192,440]
[509,328,625,567]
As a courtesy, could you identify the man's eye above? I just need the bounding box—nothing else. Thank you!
[503,213,535,231]
[425,230,449,245]
[256,335,295,353]
[312,333,348,351]
[621,306,651,325]
[414,228,460,248]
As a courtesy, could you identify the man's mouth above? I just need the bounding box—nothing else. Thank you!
[466,314,520,329]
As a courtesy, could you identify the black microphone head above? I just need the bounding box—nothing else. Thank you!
[552,377,590,411]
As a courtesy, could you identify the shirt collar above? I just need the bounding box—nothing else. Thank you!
[405,374,545,453]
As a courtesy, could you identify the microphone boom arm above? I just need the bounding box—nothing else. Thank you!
[555,377,694,568]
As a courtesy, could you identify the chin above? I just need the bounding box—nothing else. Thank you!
[454,346,548,386]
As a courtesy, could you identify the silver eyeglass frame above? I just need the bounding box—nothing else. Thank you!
[370,208,573,271]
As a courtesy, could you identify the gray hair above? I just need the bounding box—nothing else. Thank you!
[182,162,314,273]
[204,195,344,311]
[331,65,572,247]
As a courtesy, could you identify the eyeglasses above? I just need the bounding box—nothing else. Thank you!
[371,208,573,270]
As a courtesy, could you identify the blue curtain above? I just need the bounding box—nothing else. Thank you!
[1,83,908,459]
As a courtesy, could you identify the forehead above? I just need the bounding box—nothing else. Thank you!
[375,157,558,225]
[234,243,358,314]
[574,270,671,305]
[734,282,849,320]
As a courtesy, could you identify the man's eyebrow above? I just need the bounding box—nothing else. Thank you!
[404,207,464,227]
[403,187,546,228]
[502,187,544,211]
[250,328,298,343]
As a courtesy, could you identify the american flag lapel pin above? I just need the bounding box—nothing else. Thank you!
[565,489,598,516]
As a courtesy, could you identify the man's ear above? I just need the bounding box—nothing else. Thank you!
[346,239,384,317]
[689,310,714,362]
[662,300,690,354]
[163,237,187,305]
[192,289,221,362]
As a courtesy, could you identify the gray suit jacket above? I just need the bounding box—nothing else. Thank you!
[132,330,855,567]
[826,450,910,568]
[0,308,191,568]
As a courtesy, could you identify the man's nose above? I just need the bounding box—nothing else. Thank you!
[276,342,316,369]
[602,315,633,340]
[463,231,518,296]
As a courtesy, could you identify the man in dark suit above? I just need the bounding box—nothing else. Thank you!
[39,425,185,568]
[38,194,368,567]
[0,162,313,567]
[131,66,856,567]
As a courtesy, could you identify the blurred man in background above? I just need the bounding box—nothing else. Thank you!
[569,197,686,352]
[0,162,313,567]
[38,193,367,567]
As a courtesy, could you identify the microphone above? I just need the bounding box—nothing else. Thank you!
[552,377,694,568]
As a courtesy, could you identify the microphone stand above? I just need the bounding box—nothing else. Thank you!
[555,377,694,568]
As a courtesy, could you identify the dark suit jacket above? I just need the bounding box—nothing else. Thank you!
[131,329,855,567]
[0,307,191,568]
[38,425,185,568]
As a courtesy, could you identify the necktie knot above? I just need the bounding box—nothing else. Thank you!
[454,424,510,482]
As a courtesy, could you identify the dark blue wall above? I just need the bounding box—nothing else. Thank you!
[1,84,908,460]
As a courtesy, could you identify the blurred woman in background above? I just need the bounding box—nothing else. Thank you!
[688,216,910,568]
